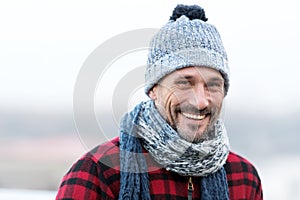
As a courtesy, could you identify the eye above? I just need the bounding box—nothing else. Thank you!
[174,79,192,89]
[176,80,190,85]
[206,81,223,92]
[207,82,221,87]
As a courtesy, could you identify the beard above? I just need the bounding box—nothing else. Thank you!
[172,103,221,143]
[177,119,215,143]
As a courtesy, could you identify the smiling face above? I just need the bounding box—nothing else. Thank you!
[148,66,225,143]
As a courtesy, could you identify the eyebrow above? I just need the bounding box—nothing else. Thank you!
[175,75,193,80]
[208,77,224,82]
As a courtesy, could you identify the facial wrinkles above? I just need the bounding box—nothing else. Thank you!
[154,84,175,126]
[164,87,177,127]
[166,84,191,130]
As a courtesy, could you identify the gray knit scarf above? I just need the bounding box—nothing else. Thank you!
[119,100,230,199]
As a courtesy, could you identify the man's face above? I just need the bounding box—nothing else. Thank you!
[149,66,225,143]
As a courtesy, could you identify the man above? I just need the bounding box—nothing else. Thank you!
[56,4,263,200]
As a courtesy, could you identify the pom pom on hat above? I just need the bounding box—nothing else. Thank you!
[170,4,208,21]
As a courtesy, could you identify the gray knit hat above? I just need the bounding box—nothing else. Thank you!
[145,5,229,95]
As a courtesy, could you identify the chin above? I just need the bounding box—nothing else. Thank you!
[178,124,216,143]
[177,131,206,143]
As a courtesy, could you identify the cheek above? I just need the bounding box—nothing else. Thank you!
[153,88,173,115]
[165,90,189,112]
[156,91,182,124]
[211,94,224,111]
[162,92,177,112]
[212,93,224,104]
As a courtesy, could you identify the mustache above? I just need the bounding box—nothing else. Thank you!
[174,104,215,115]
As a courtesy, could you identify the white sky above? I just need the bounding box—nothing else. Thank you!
[0,0,300,115]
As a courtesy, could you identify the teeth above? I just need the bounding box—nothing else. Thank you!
[182,112,206,120]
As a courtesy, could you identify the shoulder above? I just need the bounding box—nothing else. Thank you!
[78,137,121,173]
[226,151,254,164]
[225,151,259,174]
[225,151,263,199]
[225,151,261,179]
[88,137,120,162]
[56,137,121,200]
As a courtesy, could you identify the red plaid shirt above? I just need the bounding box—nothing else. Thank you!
[56,137,263,200]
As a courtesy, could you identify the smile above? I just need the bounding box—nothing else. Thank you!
[182,112,207,120]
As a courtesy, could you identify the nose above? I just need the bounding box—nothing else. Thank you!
[190,85,210,110]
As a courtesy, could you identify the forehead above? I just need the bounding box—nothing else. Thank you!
[164,66,223,80]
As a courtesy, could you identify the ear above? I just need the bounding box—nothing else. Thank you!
[148,86,157,100]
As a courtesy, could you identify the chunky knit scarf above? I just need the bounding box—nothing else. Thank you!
[119,100,230,199]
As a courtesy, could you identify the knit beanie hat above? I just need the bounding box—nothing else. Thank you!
[145,4,230,95]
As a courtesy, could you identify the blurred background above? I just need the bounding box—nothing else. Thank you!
[1,0,300,199]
